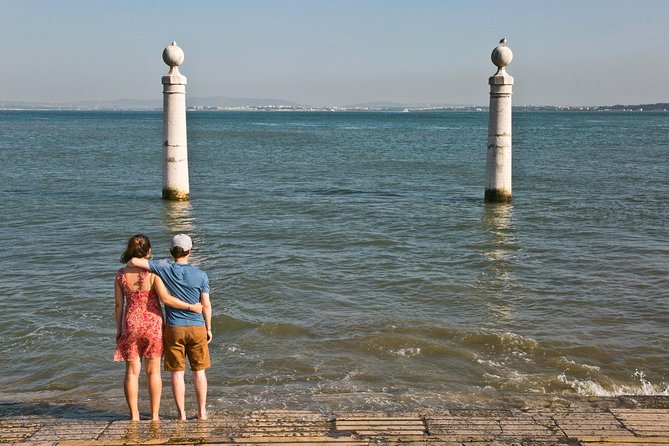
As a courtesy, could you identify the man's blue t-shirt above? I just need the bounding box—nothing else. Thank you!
[148,259,210,327]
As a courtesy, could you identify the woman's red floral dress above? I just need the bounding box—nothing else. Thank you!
[114,268,163,361]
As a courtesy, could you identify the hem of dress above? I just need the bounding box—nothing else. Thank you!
[114,355,164,362]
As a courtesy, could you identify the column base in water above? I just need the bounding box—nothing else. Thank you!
[485,188,512,203]
[162,188,190,201]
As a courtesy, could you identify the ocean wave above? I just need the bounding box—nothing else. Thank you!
[213,315,258,332]
[342,331,452,359]
[257,322,314,337]
[468,331,538,351]
[390,347,421,357]
[558,370,669,397]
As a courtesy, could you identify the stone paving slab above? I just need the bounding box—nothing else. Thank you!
[612,409,669,437]
[2,397,669,445]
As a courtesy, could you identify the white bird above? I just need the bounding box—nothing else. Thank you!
[500,37,507,45]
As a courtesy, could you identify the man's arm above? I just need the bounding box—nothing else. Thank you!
[153,276,203,313]
[201,292,212,343]
[127,257,151,271]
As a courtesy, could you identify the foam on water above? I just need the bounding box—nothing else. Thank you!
[559,370,669,397]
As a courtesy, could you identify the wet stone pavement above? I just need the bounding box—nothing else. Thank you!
[1,397,669,445]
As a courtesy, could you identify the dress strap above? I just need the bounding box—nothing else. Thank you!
[116,268,128,288]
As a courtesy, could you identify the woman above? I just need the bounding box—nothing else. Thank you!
[114,234,203,421]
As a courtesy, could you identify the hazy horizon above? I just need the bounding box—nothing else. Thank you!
[1,96,667,110]
[2,0,668,107]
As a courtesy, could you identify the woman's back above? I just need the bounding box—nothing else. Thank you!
[114,267,163,361]
[117,267,162,312]
[120,267,153,292]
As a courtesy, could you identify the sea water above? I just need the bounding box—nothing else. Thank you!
[0,110,667,417]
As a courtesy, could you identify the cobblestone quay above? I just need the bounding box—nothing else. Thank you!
[2,396,669,445]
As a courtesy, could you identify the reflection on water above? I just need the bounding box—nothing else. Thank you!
[121,421,140,443]
[482,203,515,262]
[161,200,195,233]
[480,203,517,323]
[118,420,165,443]
[148,421,162,440]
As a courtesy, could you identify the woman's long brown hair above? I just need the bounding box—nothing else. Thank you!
[120,234,151,263]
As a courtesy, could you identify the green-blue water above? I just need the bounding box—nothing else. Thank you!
[1,110,667,417]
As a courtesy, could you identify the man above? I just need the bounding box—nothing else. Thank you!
[129,234,212,420]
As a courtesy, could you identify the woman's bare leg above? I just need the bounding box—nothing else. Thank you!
[145,357,162,421]
[124,359,141,420]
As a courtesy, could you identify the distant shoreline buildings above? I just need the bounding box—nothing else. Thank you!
[0,102,667,112]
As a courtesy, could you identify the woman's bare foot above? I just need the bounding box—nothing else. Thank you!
[197,411,208,421]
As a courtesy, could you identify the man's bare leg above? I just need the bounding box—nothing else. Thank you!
[193,370,208,420]
[171,371,186,420]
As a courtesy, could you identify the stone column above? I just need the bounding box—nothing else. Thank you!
[485,38,514,203]
[162,42,189,200]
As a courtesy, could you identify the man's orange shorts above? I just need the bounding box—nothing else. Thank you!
[163,325,211,372]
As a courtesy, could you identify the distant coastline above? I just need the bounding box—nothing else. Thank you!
[0,98,667,113]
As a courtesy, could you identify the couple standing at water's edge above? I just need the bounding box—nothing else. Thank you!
[114,234,212,421]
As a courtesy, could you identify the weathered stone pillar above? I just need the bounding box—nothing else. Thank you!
[485,38,513,203]
[162,42,189,200]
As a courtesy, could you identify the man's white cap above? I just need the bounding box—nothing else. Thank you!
[171,234,193,251]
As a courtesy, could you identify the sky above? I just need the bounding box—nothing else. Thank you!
[1,0,668,107]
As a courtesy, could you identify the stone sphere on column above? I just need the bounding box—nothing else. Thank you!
[491,40,513,68]
[163,41,185,67]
